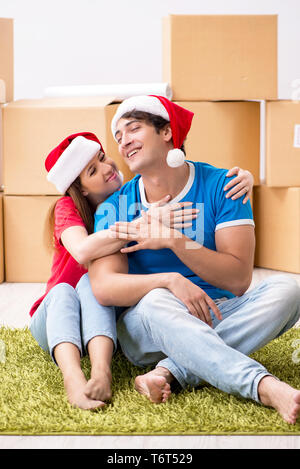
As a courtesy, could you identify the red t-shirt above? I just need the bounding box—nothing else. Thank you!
[29,196,88,317]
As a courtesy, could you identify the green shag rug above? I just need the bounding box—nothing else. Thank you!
[0,326,300,435]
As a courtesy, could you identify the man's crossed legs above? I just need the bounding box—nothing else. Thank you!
[117,274,300,424]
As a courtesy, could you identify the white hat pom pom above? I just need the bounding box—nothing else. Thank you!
[166,149,185,168]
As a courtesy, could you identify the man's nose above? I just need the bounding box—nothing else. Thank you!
[120,132,132,148]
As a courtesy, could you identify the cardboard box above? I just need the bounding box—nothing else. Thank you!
[178,101,260,184]
[3,97,134,195]
[253,185,300,273]
[0,105,3,189]
[4,195,60,282]
[0,18,14,103]
[265,100,300,186]
[163,15,277,101]
[0,194,4,283]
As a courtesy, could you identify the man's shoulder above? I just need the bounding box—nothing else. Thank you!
[191,161,229,189]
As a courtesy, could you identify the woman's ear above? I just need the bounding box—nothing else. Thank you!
[81,189,89,197]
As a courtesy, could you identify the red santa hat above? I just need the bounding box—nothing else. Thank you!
[111,95,194,167]
[45,132,103,193]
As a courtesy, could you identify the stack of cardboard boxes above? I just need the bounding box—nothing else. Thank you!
[0,18,135,282]
[0,14,299,282]
[162,14,300,275]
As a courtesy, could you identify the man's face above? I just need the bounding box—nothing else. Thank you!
[115,118,170,174]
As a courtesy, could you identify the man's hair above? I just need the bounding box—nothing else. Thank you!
[121,110,186,155]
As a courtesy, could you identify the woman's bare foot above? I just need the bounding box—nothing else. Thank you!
[134,367,173,404]
[64,371,106,410]
[85,367,112,402]
[258,375,300,424]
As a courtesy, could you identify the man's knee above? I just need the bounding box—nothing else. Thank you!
[264,275,300,300]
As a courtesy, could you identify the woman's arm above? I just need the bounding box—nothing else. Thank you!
[60,225,128,265]
[60,195,198,265]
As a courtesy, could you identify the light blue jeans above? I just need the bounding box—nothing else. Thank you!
[117,274,300,403]
[29,273,117,362]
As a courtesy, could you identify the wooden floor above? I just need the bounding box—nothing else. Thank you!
[0,267,300,449]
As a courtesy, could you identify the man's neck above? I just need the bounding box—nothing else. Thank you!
[141,162,190,204]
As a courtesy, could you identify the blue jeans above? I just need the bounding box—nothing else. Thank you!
[117,274,300,403]
[29,273,117,362]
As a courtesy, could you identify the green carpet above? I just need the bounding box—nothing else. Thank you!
[0,326,300,435]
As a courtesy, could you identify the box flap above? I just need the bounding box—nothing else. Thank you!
[5,96,117,109]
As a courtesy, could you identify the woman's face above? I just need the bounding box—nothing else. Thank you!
[79,150,122,206]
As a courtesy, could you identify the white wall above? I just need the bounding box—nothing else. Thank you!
[0,0,300,100]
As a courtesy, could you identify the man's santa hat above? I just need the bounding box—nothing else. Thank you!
[111,95,194,168]
[45,132,103,194]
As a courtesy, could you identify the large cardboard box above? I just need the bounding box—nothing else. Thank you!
[253,185,300,273]
[0,18,14,103]
[178,101,260,184]
[163,15,277,101]
[265,100,300,187]
[3,97,134,195]
[4,195,60,282]
[0,194,4,283]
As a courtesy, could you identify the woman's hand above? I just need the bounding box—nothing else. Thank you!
[167,273,222,327]
[144,194,199,229]
[224,167,254,204]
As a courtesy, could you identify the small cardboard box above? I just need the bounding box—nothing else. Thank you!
[265,100,300,187]
[0,18,14,103]
[3,97,134,195]
[178,101,260,184]
[163,15,277,101]
[0,194,4,283]
[4,195,60,282]
[253,185,300,273]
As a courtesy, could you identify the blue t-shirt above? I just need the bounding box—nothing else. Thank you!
[94,161,254,300]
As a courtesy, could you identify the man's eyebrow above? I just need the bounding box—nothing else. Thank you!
[115,119,141,138]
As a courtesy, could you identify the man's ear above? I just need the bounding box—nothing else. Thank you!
[162,123,172,143]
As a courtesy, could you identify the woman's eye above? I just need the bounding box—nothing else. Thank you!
[90,168,96,176]
[99,152,105,161]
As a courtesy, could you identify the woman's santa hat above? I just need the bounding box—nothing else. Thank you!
[45,132,103,194]
[111,95,194,168]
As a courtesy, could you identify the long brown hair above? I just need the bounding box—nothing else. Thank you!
[44,176,95,252]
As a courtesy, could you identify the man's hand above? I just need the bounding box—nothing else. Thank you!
[166,273,222,327]
[110,199,199,253]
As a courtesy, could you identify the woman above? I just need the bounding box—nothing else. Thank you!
[29,131,254,410]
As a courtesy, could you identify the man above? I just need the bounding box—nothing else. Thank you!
[89,95,300,424]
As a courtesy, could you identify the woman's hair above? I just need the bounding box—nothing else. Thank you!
[44,176,94,252]
[121,110,186,155]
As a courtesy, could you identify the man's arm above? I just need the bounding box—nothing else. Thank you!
[88,250,222,324]
[167,225,255,297]
[88,251,171,307]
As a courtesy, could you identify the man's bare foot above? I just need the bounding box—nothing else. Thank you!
[85,367,112,402]
[64,371,106,411]
[134,367,173,404]
[258,375,300,424]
